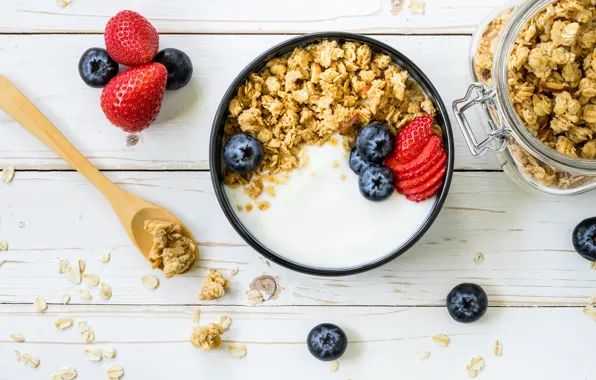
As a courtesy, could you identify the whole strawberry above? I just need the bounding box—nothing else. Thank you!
[105,10,159,66]
[100,62,167,133]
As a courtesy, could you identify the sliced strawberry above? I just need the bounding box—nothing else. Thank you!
[398,165,446,196]
[396,149,446,181]
[407,180,443,202]
[396,156,447,191]
[395,115,433,163]
[385,135,442,174]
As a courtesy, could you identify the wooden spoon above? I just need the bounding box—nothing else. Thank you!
[0,75,199,274]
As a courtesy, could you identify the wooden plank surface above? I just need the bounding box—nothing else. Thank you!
[0,34,499,171]
[1,0,510,35]
[1,171,592,307]
[1,304,593,379]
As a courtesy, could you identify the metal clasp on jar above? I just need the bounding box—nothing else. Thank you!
[453,83,510,157]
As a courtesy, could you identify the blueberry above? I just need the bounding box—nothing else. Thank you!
[307,323,347,362]
[446,283,488,323]
[78,48,119,88]
[356,123,394,163]
[349,148,373,175]
[572,217,596,262]
[153,48,193,91]
[223,134,264,174]
[358,166,394,202]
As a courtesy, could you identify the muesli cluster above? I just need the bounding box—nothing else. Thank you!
[223,39,434,200]
[474,0,596,188]
[144,220,197,278]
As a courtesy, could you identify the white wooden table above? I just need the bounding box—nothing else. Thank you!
[1,1,595,379]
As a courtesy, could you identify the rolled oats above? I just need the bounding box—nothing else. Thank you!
[330,360,340,372]
[34,296,47,312]
[14,349,21,361]
[408,0,426,14]
[77,321,90,334]
[99,283,112,300]
[60,366,77,380]
[224,40,434,199]
[474,252,485,263]
[22,352,40,368]
[101,347,116,359]
[420,351,431,361]
[54,317,73,330]
[228,343,247,358]
[52,374,63,380]
[83,273,100,286]
[57,0,72,7]
[1,167,15,182]
[144,220,197,278]
[10,333,25,342]
[0,240,8,251]
[192,307,201,324]
[83,330,95,343]
[107,364,124,379]
[79,289,92,301]
[247,289,264,306]
[432,333,450,347]
[229,267,239,276]
[219,316,232,331]
[98,252,111,263]
[493,340,503,356]
[55,258,69,274]
[84,348,102,362]
[65,264,82,285]
[466,356,485,378]
[0,260,5,266]
[199,269,231,300]
[141,274,160,289]
[190,323,224,352]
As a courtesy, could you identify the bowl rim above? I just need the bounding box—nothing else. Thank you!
[209,32,454,277]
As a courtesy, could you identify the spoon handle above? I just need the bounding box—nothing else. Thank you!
[0,75,119,198]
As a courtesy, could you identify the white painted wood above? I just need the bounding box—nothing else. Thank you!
[0,171,592,307]
[0,34,499,171]
[1,0,511,34]
[0,304,594,379]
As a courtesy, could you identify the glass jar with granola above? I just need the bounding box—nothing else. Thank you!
[454,0,596,195]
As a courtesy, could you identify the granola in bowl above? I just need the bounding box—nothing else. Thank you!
[211,33,453,274]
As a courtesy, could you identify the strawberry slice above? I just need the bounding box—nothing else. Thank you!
[406,180,444,202]
[395,115,434,163]
[398,165,446,196]
[396,155,447,191]
[396,149,446,181]
[385,135,442,174]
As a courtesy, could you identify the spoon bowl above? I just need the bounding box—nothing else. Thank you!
[0,75,199,274]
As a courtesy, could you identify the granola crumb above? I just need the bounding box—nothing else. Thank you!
[330,360,340,372]
[474,252,485,263]
[432,333,450,347]
[190,323,224,352]
[340,174,347,181]
[265,185,276,197]
[329,137,338,146]
[1,167,15,183]
[237,204,244,212]
[245,203,254,212]
[493,340,503,356]
[0,240,8,251]
[332,160,340,169]
[144,220,197,278]
[199,269,231,301]
[257,201,270,211]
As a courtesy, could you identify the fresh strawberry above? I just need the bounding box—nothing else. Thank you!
[100,62,167,133]
[396,156,447,191]
[395,114,434,163]
[104,10,159,66]
[385,135,442,174]
[396,149,446,180]
[407,180,444,202]
[398,166,446,196]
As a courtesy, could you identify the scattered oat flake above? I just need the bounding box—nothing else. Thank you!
[330,360,340,372]
[78,259,86,273]
[99,283,112,300]
[583,305,596,320]
[79,289,92,300]
[229,267,239,276]
[60,293,71,305]
[57,0,72,7]
[101,347,116,359]
[11,333,25,342]
[55,258,69,273]
[192,308,201,324]
[493,340,503,356]
[99,252,111,263]
[14,349,21,361]
[65,264,82,285]
[84,348,102,362]
[60,366,77,380]
[83,273,100,286]
[83,330,95,343]
[228,343,247,358]
[52,374,64,380]
[34,296,47,312]
[247,289,264,305]
[591,261,596,270]
[0,240,8,251]
[141,274,160,289]
[432,333,450,347]
[469,356,485,371]
[219,316,232,331]
[107,364,124,379]
[77,321,89,334]
[409,0,425,13]
[466,366,478,378]
[1,167,15,182]
[474,252,485,263]
[420,351,430,361]
[0,260,5,266]
[22,352,40,368]
[55,317,73,330]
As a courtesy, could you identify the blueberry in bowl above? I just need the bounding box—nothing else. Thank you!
[359,166,395,202]
[356,123,394,164]
[349,148,372,175]
[223,134,264,174]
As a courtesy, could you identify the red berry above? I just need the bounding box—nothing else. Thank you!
[100,62,167,133]
[396,149,446,181]
[398,165,446,196]
[385,135,442,174]
[104,10,159,66]
[406,180,444,202]
[395,114,434,163]
[396,155,447,191]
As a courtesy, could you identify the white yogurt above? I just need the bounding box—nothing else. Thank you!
[224,137,436,269]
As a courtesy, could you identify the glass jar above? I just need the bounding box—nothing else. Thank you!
[454,0,596,195]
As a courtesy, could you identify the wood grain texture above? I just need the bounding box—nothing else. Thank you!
[1,0,511,34]
[0,171,593,307]
[0,34,500,170]
[0,304,594,379]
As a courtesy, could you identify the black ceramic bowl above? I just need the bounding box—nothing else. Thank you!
[210,32,454,276]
